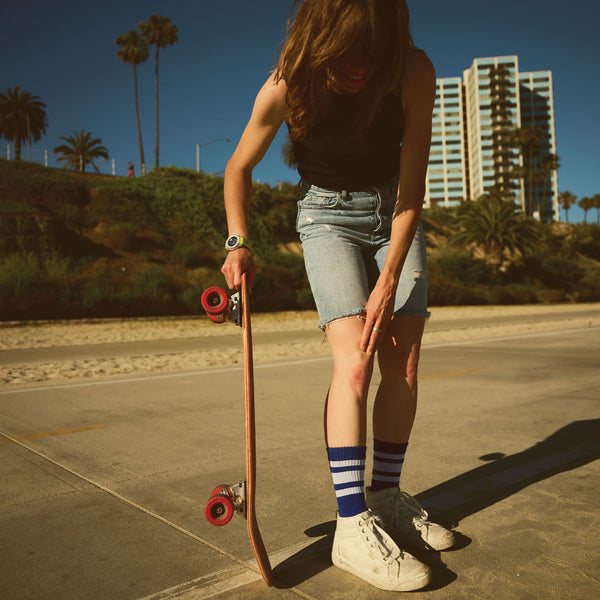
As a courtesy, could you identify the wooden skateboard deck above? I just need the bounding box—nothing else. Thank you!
[202,274,273,586]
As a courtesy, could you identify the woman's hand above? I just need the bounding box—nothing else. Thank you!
[360,276,397,355]
[221,248,256,291]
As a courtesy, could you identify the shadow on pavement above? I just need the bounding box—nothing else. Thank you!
[417,418,600,527]
[272,418,600,589]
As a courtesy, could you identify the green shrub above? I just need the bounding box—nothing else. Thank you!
[505,284,539,304]
[429,247,493,286]
[131,266,174,301]
[427,270,488,306]
[173,243,201,268]
[484,284,540,305]
[179,286,205,313]
[0,159,89,207]
[108,222,137,251]
[422,205,459,229]
[538,256,583,291]
[251,260,311,311]
[537,289,567,303]
[82,271,113,307]
[569,224,600,260]
[62,204,87,229]
[0,251,75,298]
[576,263,600,301]
[0,252,41,297]
[2,160,598,317]
[88,179,155,228]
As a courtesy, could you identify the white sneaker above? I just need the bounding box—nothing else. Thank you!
[332,510,431,591]
[367,487,455,551]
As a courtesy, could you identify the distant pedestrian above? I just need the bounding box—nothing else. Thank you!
[128,161,135,177]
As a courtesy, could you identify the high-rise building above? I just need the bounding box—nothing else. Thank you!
[425,55,558,221]
[426,77,469,207]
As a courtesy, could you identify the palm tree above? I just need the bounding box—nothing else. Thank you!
[558,190,576,224]
[139,15,178,169]
[116,30,149,175]
[0,87,47,160]
[592,194,600,226]
[510,125,544,215]
[53,129,109,173]
[579,197,593,224]
[453,193,542,273]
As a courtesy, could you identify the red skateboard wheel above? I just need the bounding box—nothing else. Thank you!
[201,287,229,315]
[205,494,234,526]
[207,312,227,324]
[209,485,230,498]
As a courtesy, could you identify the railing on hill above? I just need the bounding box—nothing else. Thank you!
[2,144,136,177]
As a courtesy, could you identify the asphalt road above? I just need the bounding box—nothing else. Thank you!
[1,323,599,600]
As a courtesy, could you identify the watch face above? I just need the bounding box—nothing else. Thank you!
[226,235,239,250]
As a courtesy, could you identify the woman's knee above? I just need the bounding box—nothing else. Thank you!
[378,316,425,386]
[333,350,373,393]
[349,352,374,391]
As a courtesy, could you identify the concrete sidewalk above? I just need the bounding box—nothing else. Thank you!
[1,321,599,599]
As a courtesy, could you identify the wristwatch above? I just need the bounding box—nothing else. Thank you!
[225,234,251,252]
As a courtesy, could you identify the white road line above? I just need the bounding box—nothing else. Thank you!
[137,566,261,600]
[425,325,600,349]
[1,325,598,395]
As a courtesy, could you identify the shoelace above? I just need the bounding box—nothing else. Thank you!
[389,491,431,531]
[359,513,402,565]
[398,492,430,519]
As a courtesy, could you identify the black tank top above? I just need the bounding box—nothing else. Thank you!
[290,91,404,191]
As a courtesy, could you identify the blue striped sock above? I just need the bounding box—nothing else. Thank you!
[327,446,367,518]
[371,439,408,491]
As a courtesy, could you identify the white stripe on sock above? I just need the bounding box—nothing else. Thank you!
[331,471,363,486]
[329,459,366,469]
[335,486,365,498]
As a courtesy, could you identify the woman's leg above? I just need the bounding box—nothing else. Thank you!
[373,314,426,444]
[325,313,431,589]
[367,313,456,551]
[324,316,374,448]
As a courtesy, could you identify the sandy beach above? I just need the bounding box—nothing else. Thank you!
[1,303,598,387]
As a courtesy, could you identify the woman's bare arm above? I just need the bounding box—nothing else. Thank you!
[221,73,289,290]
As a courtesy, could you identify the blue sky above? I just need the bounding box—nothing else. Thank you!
[2,0,599,223]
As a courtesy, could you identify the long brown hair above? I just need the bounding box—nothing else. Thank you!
[275,0,415,140]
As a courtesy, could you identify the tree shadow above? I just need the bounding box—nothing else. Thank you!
[272,418,600,589]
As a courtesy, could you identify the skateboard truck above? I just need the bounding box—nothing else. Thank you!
[201,287,241,326]
[205,481,246,526]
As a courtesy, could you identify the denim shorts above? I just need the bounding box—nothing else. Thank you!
[296,178,429,329]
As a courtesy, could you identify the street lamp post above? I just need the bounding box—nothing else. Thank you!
[196,138,231,173]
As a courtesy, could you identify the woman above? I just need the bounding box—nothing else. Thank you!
[221,0,454,591]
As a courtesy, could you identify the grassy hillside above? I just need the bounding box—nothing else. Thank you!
[0,159,598,320]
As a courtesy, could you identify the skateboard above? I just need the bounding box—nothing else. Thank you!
[201,274,273,586]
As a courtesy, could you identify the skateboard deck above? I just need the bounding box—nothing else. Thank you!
[201,274,273,586]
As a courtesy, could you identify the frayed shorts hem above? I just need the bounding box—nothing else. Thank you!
[318,308,431,331]
[318,309,366,331]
